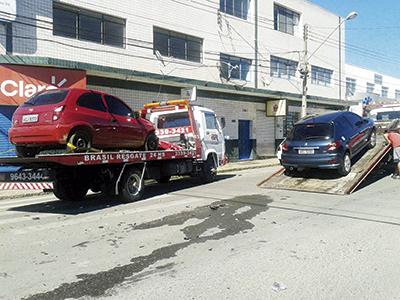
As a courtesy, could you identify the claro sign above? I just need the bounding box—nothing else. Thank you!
[0,65,87,105]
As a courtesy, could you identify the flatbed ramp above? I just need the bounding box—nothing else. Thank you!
[258,141,391,195]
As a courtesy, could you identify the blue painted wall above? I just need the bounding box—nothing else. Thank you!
[0,105,16,156]
[0,105,19,172]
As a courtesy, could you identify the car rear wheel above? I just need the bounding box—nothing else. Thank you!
[144,132,159,151]
[367,130,376,149]
[338,152,351,176]
[15,146,40,158]
[68,130,92,152]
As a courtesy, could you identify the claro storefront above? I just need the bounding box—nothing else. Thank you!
[0,64,86,155]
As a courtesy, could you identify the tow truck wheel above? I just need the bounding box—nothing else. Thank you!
[15,146,40,158]
[144,132,159,151]
[200,156,217,183]
[338,152,351,176]
[53,178,88,201]
[119,168,144,202]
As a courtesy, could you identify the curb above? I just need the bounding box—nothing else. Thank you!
[219,161,280,173]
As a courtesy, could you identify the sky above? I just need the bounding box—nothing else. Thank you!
[309,0,400,78]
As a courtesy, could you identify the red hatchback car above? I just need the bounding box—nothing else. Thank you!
[9,88,158,157]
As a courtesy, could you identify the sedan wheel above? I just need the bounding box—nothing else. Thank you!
[338,152,351,176]
[368,131,376,149]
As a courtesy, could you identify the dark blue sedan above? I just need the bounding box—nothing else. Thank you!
[281,111,376,176]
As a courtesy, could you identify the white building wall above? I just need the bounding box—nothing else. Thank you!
[345,64,400,102]
[258,0,345,100]
[12,0,345,101]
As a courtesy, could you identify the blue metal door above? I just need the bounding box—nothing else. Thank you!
[238,120,251,160]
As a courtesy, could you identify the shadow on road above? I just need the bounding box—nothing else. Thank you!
[9,174,235,215]
[354,152,393,192]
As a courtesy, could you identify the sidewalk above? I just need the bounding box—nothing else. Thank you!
[219,158,280,173]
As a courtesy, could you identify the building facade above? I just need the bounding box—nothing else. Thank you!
[346,64,400,105]
[0,0,352,159]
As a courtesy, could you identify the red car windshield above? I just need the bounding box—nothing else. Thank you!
[23,90,68,107]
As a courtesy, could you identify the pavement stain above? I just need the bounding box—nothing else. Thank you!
[72,241,91,248]
[23,194,272,300]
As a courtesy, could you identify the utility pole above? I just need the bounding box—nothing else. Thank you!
[254,0,258,89]
[300,24,309,118]
[338,16,342,101]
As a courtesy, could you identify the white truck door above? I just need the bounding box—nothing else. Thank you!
[201,110,225,164]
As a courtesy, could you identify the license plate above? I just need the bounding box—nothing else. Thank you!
[298,149,314,155]
[22,114,38,123]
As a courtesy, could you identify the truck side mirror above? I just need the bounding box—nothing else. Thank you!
[132,111,140,119]
[220,117,226,129]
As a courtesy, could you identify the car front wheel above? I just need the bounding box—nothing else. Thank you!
[338,152,351,176]
[367,130,376,149]
[144,132,159,151]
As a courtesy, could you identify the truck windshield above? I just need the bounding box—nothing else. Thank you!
[290,123,333,140]
[23,90,68,106]
[157,112,190,128]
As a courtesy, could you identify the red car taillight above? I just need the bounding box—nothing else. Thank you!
[327,140,341,151]
[282,143,289,152]
[52,105,65,121]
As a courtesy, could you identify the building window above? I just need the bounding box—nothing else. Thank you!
[274,4,300,35]
[311,66,332,87]
[367,82,375,94]
[220,53,251,81]
[270,56,297,79]
[153,28,203,63]
[219,0,249,19]
[395,89,400,100]
[374,74,383,85]
[346,77,356,97]
[382,86,389,98]
[53,3,125,48]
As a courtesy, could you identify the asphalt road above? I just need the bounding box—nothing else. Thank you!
[1,166,400,299]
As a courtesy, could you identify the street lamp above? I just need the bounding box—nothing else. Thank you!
[300,11,358,118]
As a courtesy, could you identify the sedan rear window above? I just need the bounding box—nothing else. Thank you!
[157,112,190,129]
[290,123,333,140]
[23,90,68,106]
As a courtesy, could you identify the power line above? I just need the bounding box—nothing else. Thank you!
[4,3,399,100]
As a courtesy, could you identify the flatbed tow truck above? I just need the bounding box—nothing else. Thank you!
[258,137,391,195]
[0,99,226,202]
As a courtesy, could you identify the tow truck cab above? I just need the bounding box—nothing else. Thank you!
[142,100,226,167]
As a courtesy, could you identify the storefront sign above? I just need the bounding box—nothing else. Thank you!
[0,0,16,21]
[266,99,287,117]
[0,64,86,105]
